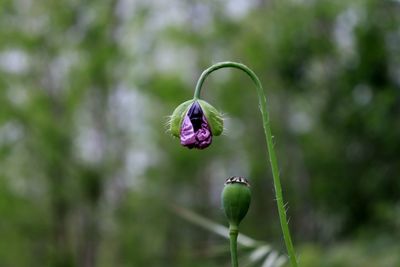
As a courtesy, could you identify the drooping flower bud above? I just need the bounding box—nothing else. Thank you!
[169,99,223,149]
[221,177,251,227]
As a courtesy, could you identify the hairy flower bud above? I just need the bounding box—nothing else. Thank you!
[169,99,223,149]
[221,176,251,227]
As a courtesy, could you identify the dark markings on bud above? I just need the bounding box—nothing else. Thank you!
[224,176,250,187]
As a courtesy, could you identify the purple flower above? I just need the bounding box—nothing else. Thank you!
[180,101,212,149]
[169,99,223,149]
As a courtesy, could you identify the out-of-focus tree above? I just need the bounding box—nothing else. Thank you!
[0,0,399,266]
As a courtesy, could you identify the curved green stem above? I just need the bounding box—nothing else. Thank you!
[229,226,239,267]
[194,62,298,267]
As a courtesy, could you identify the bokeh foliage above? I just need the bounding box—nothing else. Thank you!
[0,0,399,266]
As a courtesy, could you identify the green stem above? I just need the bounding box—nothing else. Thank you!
[229,226,239,267]
[194,62,298,267]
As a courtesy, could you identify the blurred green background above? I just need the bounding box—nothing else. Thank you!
[1,0,399,266]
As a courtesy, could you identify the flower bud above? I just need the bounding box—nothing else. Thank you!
[221,176,251,227]
[169,99,223,149]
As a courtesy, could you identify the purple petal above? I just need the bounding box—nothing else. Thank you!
[180,115,197,147]
[180,116,212,149]
[180,103,213,149]
[195,116,212,149]
[187,101,204,131]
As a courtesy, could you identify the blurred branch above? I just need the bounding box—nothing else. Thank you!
[171,204,257,247]
[171,204,286,267]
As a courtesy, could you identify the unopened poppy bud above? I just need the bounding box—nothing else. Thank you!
[169,99,223,149]
[221,176,251,227]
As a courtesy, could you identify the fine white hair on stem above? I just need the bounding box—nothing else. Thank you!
[220,112,230,136]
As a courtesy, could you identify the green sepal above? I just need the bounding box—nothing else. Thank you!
[169,99,195,137]
[169,98,223,138]
[197,99,224,136]
[222,180,251,227]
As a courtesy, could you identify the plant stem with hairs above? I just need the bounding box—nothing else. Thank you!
[229,226,239,267]
[195,62,299,267]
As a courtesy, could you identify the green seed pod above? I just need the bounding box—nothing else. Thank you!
[222,177,251,227]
